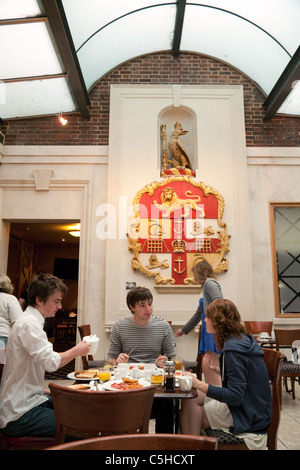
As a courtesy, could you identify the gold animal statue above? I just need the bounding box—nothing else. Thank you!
[167,121,193,170]
[146,254,169,270]
[153,187,203,217]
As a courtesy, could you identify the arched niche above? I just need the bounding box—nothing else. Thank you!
[159,106,197,177]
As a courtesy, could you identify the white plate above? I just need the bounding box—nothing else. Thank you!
[258,336,271,341]
[103,379,151,391]
[67,372,99,381]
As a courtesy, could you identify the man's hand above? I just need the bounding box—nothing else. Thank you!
[116,353,129,364]
[156,354,167,367]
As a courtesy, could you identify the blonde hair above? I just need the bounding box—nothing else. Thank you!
[0,274,14,294]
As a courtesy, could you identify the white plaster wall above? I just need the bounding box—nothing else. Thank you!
[1,122,298,366]
[105,84,254,360]
[0,145,109,365]
[247,147,300,329]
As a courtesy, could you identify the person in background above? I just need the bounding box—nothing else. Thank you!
[108,286,176,433]
[180,299,272,450]
[0,274,23,348]
[0,272,91,438]
[0,274,23,380]
[175,259,223,384]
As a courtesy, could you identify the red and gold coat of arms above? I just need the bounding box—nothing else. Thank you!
[128,176,230,286]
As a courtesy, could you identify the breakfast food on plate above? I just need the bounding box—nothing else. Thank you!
[67,384,91,390]
[74,369,98,379]
[122,377,138,384]
[111,377,143,390]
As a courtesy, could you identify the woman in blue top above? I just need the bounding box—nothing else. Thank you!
[175,260,223,384]
[180,299,272,450]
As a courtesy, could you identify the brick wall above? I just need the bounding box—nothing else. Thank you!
[1,52,299,146]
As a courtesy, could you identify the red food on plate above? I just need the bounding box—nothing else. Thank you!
[111,381,143,390]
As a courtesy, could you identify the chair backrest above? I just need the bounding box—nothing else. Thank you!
[49,383,156,444]
[77,324,91,338]
[262,348,285,450]
[274,329,300,349]
[46,433,218,450]
[77,324,93,368]
[244,321,273,336]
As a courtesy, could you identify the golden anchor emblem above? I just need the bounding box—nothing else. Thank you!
[174,256,185,274]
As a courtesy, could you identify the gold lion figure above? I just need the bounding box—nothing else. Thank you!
[153,187,203,217]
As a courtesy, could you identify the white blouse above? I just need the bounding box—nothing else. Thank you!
[0,292,23,338]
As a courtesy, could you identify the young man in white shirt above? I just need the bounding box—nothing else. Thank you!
[0,272,90,438]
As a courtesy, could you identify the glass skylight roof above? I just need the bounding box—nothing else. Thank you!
[0,0,299,120]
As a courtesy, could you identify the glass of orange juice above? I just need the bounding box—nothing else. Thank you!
[98,368,111,384]
[175,357,184,372]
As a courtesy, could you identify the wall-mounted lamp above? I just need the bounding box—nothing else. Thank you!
[58,115,68,126]
[69,223,80,237]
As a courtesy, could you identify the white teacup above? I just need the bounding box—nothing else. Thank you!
[179,376,193,392]
[144,369,153,381]
[116,363,130,377]
[83,335,99,355]
[131,367,144,379]
[114,367,127,379]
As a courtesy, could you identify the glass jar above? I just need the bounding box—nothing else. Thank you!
[163,360,176,392]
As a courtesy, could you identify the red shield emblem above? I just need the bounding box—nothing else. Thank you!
[128,176,230,286]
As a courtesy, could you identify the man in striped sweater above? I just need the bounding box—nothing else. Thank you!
[108,286,176,432]
[108,286,176,366]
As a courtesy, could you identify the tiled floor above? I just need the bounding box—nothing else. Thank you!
[45,378,300,450]
[277,381,300,450]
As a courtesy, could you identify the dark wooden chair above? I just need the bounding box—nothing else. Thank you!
[203,348,284,450]
[274,328,300,401]
[49,383,156,444]
[55,310,76,342]
[244,321,273,336]
[0,430,56,450]
[47,433,218,450]
[77,324,104,369]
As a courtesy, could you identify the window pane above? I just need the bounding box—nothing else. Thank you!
[274,206,300,314]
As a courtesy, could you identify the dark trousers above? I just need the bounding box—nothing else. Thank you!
[151,398,174,433]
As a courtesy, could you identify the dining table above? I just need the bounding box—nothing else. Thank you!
[153,386,197,434]
[70,368,197,434]
[255,336,276,348]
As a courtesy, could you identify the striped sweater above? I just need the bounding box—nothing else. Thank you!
[108,315,176,363]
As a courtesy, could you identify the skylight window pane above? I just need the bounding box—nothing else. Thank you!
[77,5,176,90]
[181,5,290,94]
[0,0,41,19]
[190,0,300,54]
[278,81,300,115]
[0,77,76,119]
[0,22,63,79]
[62,0,174,50]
